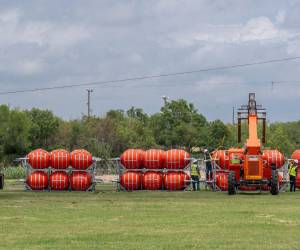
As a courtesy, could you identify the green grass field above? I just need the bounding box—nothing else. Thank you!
[1,181,300,250]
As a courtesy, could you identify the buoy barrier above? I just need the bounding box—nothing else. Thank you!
[118,148,192,191]
[22,148,96,191]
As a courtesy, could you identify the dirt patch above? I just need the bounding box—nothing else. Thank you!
[96,175,118,183]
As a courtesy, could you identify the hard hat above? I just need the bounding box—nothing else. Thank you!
[204,149,208,153]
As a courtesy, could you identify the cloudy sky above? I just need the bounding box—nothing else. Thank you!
[1,0,300,122]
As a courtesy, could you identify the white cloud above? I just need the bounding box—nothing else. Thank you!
[239,17,279,42]
[20,22,91,51]
[195,75,244,92]
[0,8,91,50]
[17,60,44,75]
[286,37,300,55]
[164,16,296,49]
[276,10,286,24]
[0,8,21,23]
[129,53,143,64]
[0,2,300,121]
[0,8,92,76]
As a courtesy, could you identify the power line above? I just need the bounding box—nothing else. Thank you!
[275,81,300,83]
[1,56,300,95]
[102,80,270,89]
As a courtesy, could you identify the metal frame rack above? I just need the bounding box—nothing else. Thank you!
[280,160,290,192]
[208,157,229,192]
[20,158,97,192]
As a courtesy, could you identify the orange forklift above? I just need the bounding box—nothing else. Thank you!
[228,93,279,195]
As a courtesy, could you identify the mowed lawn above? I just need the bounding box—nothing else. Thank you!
[1,181,300,250]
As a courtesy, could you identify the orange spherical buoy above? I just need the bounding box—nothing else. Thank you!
[291,150,300,167]
[70,172,92,191]
[120,171,141,190]
[163,171,190,190]
[296,172,300,189]
[70,149,93,170]
[211,150,229,169]
[142,172,163,190]
[120,149,144,169]
[50,149,70,169]
[50,171,69,190]
[143,149,165,169]
[27,171,48,190]
[165,149,190,169]
[27,149,50,169]
[216,172,229,191]
[263,149,285,168]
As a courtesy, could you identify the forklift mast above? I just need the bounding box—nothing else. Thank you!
[237,93,267,180]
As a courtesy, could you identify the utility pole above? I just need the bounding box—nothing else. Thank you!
[86,89,93,118]
[232,106,235,125]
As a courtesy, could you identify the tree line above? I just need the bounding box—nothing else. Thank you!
[0,99,298,166]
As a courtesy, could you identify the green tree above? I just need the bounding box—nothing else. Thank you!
[0,105,10,161]
[26,108,60,149]
[149,99,208,149]
[3,109,31,157]
[127,107,148,125]
[266,123,294,156]
[208,120,230,150]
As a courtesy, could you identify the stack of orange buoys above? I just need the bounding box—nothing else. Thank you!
[119,148,191,191]
[25,148,94,191]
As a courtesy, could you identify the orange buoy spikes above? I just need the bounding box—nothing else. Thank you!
[263,149,285,168]
[291,150,300,167]
[120,171,141,190]
[165,149,190,169]
[211,150,229,169]
[50,172,69,190]
[27,149,50,169]
[120,149,145,169]
[70,172,92,191]
[142,172,163,190]
[144,149,165,169]
[163,171,190,190]
[27,171,48,190]
[70,149,93,170]
[216,172,229,191]
[50,149,70,169]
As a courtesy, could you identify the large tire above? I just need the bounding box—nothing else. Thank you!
[270,170,279,195]
[228,171,236,195]
[0,174,4,190]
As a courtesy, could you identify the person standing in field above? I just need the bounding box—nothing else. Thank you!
[289,159,298,192]
[204,149,212,190]
[191,160,200,191]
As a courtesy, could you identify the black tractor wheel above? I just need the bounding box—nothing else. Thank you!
[0,174,4,190]
[270,169,279,195]
[228,171,236,195]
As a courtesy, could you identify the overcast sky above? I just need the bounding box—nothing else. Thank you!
[1,0,300,123]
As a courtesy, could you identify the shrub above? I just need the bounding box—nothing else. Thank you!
[3,166,25,179]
